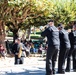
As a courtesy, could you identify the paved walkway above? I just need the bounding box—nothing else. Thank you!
[0,57,76,75]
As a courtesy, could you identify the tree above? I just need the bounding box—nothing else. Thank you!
[50,0,76,27]
[6,0,54,41]
[1,0,76,43]
[0,0,9,47]
[5,0,31,41]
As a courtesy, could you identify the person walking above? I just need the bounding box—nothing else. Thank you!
[57,24,70,74]
[41,20,60,75]
[66,24,76,72]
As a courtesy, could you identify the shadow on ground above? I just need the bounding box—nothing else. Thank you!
[1,67,45,75]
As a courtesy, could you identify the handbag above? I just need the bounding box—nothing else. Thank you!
[18,45,22,58]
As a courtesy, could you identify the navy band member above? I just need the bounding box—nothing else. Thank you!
[57,24,70,74]
[41,20,60,75]
[66,24,76,72]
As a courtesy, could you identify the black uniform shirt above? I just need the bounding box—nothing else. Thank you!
[41,25,60,50]
[59,28,70,49]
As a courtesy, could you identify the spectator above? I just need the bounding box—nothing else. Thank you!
[6,40,11,54]
[25,42,31,57]
[38,44,46,57]
[30,43,36,54]
[12,38,26,65]
[0,43,6,59]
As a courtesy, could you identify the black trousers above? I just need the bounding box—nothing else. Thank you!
[15,55,24,65]
[66,48,76,70]
[58,48,69,73]
[46,47,58,75]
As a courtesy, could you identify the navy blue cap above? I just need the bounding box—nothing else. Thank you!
[58,24,63,28]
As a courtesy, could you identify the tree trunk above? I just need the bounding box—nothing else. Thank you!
[34,26,36,35]
[0,21,5,46]
[13,30,19,42]
[21,31,26,41]
[26,27,31,40]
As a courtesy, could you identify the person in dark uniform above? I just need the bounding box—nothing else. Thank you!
[66,24,76,72]
[57,24,71,74]
[41,20,60,75]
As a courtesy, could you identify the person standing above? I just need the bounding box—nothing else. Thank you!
[41,20,60,75]
[0,43,6,59]
[6,40,11,54]
[66,24,76,72]
[12,39,18,64]
[12,38,26,65]
[17,38,26,64]
[57,24,70,74]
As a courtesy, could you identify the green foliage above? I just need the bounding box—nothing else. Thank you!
[7,32,13,37]
[1,0,76,32]
[50,0,76,27]
[36,32,41,34]
[31,35,43,39]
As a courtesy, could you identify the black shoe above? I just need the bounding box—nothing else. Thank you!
[73,69,76,72]
[46,72,53,75]
[52,70,55,74]
[45,74,53,75]
[53,71,55,74]
[65,69,70,72]
[57,70,65,74]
